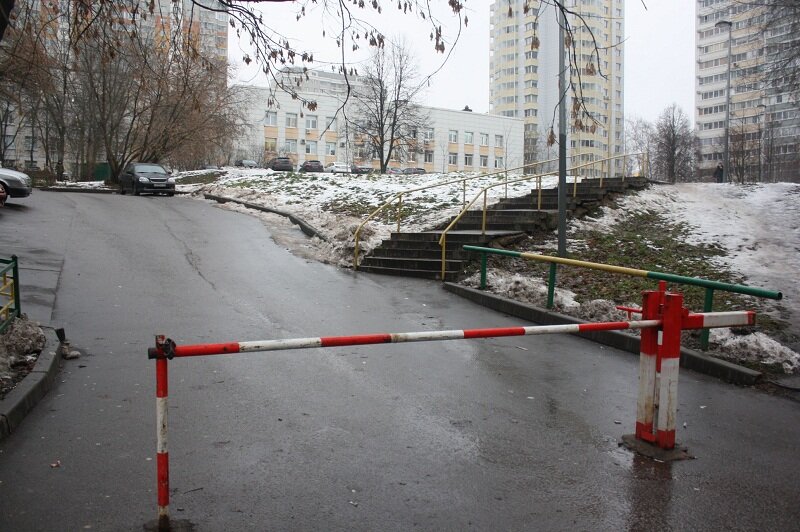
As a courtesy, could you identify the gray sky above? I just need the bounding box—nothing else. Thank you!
[229,1,696,125]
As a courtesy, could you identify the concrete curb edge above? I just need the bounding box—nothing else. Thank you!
[203,193,328,241]
[443,282,762,386]
[0,327,61,440]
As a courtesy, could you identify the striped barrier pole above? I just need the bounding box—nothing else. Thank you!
[656,291,683,449]
[635,288,663,444]
[148,306,755,520]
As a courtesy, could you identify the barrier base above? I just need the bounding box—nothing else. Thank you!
[619,434,694,462]
[143,517,196,532]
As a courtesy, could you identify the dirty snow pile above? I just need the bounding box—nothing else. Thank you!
[0,316,46,397]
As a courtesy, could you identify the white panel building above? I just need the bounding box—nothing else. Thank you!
[235,70,523,173]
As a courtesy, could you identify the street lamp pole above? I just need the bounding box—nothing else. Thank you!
[716,20,733,182]
[757,103,767,182]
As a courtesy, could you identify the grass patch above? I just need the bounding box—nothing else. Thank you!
[176,171,225,185]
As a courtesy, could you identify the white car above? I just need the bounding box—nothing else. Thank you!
[325,162,350,174]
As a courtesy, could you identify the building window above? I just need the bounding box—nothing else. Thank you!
[265,137,277,152]
[464,131,474,144]
[285,139,297,153]
[325,117,337,131]
[285,113,298,128]
[424,128,435,141]
[305,140,317,154]
[448,152,458,165]
[480,155,488,167]
[424,150,433,163]
[325,142,336,156]
[448,129,458,143]
[494,156,504,168]
[464,153,473,166]
[264,111,277,126]
[480,133,489,146]
[305,115,318,129]
[495,135,504,148]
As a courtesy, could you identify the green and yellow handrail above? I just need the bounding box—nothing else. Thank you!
[0,256,21,334]
[463,245,781,350]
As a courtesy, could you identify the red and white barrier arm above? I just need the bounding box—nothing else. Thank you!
[167,320,662,357]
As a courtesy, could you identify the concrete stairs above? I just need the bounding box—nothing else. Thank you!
[357,176,648,281]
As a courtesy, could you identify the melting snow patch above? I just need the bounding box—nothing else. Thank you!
[710,329,800,374]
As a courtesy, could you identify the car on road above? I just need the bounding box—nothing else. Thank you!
[118,162,175,196]
[299,160,324,173]
[0,168,33,199]
[268,157,295,172]
[351,165,374,175]
[402,167,426,175]
[235,159,258,168]
[325,162,351,174]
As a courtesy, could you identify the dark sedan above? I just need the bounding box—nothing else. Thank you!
[119,162,175,196]
[351,165,374,174]
[402,167,426,175]
[299,160,324,172]
[268,157,295,172]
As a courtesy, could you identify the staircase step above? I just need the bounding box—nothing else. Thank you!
[359,256,465,270]
[369,247,471,260]
[358,264,461,281]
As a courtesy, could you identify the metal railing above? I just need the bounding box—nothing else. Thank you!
[352,157,570,269]
[0,256,21,334]
[463,245,781,350]
[438,152,647,280]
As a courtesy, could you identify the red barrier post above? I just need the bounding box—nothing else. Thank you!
[635,289,663,443]
[656,292,683,449]
[154,343,170,527]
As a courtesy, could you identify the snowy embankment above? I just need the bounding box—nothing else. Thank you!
[86,170,800,373]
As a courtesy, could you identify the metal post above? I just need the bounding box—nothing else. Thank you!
[656,291,684,450]
[700,288,714,351]
[635,288,663,444]
[717,20,733,183]
[440,235,446,281]
[156,356,170,527]
[480,252,487,290]
[396,195,402,233]
[11,255,20,316]
[546,263,557,309]
[481,190,487,235]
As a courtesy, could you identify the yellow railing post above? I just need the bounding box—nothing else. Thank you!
[396,194,402,233]
[481,190,488,235]
[440,235,446,280]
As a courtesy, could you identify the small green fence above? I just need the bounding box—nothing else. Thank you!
[463,245,782,351]
[0,256,21,334]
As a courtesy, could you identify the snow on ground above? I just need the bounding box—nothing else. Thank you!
[63,169,800,373]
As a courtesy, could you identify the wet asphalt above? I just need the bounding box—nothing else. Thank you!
[0,192,798,531]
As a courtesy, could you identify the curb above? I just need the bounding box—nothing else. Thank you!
[39,187,115,194]
[443,283,762,386]
[0,327,62,440]
[203,193,328,241]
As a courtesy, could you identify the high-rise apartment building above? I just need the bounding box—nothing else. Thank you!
[695,0,798,182]
[489,0,625,176]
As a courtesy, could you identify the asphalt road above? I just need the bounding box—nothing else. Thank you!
[1,191,798,531]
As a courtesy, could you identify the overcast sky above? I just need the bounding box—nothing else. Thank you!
[229,1,696,125]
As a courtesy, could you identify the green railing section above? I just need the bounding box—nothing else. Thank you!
[0,256,21,334]
[438,152,648,280]
[463,245,782,351]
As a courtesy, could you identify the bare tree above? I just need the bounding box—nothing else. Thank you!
[625,116,655,177]
[762,0,800,101]
[651,104,695,183]
[348,42,430,173]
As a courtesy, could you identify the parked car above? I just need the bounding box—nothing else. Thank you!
[0,168,33,199]
[386,167,403,175]
[0,184,6,206]
[235,159,258,168]
[299,160,324,173]
[268,157,295,172]
[351,165,374,175]
[118,162,175,196]
[325,162,351,174]
[402,167,426,175]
